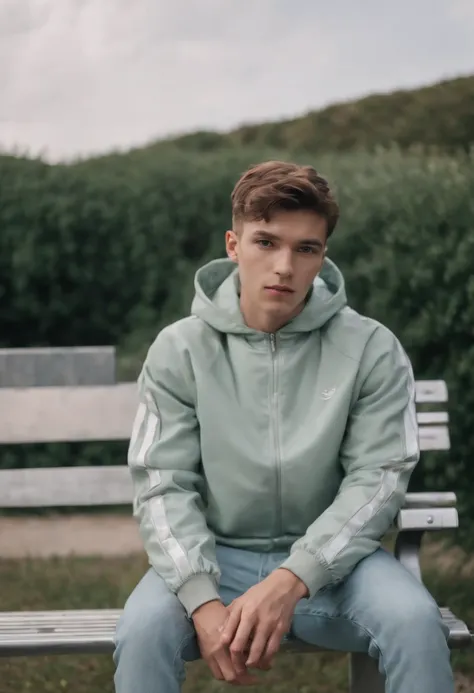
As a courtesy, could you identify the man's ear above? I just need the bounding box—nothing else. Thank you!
[225,229,239,263]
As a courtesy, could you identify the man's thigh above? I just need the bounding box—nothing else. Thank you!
[290,547,441,652]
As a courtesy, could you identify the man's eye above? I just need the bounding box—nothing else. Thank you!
[299,246,316,254]
[257,239,272,248]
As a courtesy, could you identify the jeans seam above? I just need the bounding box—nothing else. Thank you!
[293,611,387,689]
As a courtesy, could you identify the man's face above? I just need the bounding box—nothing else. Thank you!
[225,209,327,329]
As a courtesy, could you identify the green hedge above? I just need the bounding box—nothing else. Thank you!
[0,151,237,347]
[1,147,474,547]
[327,149,474,548]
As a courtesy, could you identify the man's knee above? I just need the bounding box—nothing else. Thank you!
[372,586,447,647]
[116,595,182,649]
[392,592,441,628]
[350,551,447,639]
[115,570,192,657]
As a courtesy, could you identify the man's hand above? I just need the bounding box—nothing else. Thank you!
[220,569,308,671]
[192,600,259,686]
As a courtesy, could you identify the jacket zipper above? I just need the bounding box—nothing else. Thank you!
[269,333,282,537]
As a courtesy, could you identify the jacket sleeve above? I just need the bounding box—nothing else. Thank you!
[128,327,220,617]
[280,328,420,597]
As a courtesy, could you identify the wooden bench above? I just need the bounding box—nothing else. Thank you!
[0,369,471,693]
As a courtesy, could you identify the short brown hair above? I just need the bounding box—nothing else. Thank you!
[231,160,339,237]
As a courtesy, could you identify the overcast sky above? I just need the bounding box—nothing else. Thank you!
[1,0,473,162]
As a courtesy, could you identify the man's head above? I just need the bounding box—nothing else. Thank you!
[225,160,339,332]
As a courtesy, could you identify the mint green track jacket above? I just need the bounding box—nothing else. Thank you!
[128,257,419,617]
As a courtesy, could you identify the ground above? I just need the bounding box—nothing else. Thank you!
[0,514,142,558]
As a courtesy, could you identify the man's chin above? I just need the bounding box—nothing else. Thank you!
[272,301,305,323]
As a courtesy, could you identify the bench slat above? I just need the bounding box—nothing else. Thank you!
[1,626,115,635]
[417,412,448,425]
[403,492,456,508]
[440,608,473,648]
[0,609,121,622]
[415,380,448,403]
[0,615,121,628]
[0,633,115,656]
[0,381,449,445]
[0,466,458,510]
[0,347,116,388]
[418,425,450,450]
[0,466,133,507]
[0,383,139,444]
[0,607,468,657]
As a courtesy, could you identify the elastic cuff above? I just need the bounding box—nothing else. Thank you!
[279,549,330,598]
[177,574,221,617]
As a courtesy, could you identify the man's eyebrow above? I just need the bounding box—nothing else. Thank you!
[251,230,279,240]
[299,238,324,248]
[252,230,324,248]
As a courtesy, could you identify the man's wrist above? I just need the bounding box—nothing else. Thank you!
[274,567,309,599]
[191,598,223,622]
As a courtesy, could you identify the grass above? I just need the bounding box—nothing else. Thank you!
[0,537,473,693]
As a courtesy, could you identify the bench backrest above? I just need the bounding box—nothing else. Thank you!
[0,346,116,388]
[0,379,450,509]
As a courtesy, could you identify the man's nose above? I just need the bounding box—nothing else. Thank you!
[275,250,293,277]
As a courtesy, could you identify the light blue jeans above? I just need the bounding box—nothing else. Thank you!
[113,545,453,693]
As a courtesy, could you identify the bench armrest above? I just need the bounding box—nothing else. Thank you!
[403,491,456,509]
[394,491,458,582]
[397,506,458,531]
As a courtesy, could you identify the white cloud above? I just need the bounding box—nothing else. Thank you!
[0,0,473,161]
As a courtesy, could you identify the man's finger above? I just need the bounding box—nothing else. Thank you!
[215,649,258,686]
[207,658,225,681]
[230,639,250,677]
[258,628,283,669]
[220,604,242,645]
[229,612,255,662]
[245,624,271,668]
[215,650,241,685]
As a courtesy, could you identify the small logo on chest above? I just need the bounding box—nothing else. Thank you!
[321,387,336,401]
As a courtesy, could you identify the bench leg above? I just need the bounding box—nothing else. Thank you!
[394,529,424,582]
[349,652,385,693]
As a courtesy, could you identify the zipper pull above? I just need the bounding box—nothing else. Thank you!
[270,333,276,352]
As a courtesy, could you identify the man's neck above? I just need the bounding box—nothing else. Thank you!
[240,295,304,334]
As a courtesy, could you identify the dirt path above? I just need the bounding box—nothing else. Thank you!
[2,514,473,579]
[0,514,143,558]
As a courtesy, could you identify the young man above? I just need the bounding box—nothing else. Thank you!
[114,161,453,692]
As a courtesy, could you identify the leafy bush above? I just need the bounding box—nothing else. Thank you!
[0,150,240,348]
[326,149,474,546]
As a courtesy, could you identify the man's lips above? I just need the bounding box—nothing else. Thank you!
[265,285,294,294]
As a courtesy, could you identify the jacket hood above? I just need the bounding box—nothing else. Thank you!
[191,257,347,334]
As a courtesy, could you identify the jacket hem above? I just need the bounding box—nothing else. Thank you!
[177,573,221,617]
[279,549,331,598]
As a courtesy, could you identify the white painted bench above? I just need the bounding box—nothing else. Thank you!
[0,377,471,693]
